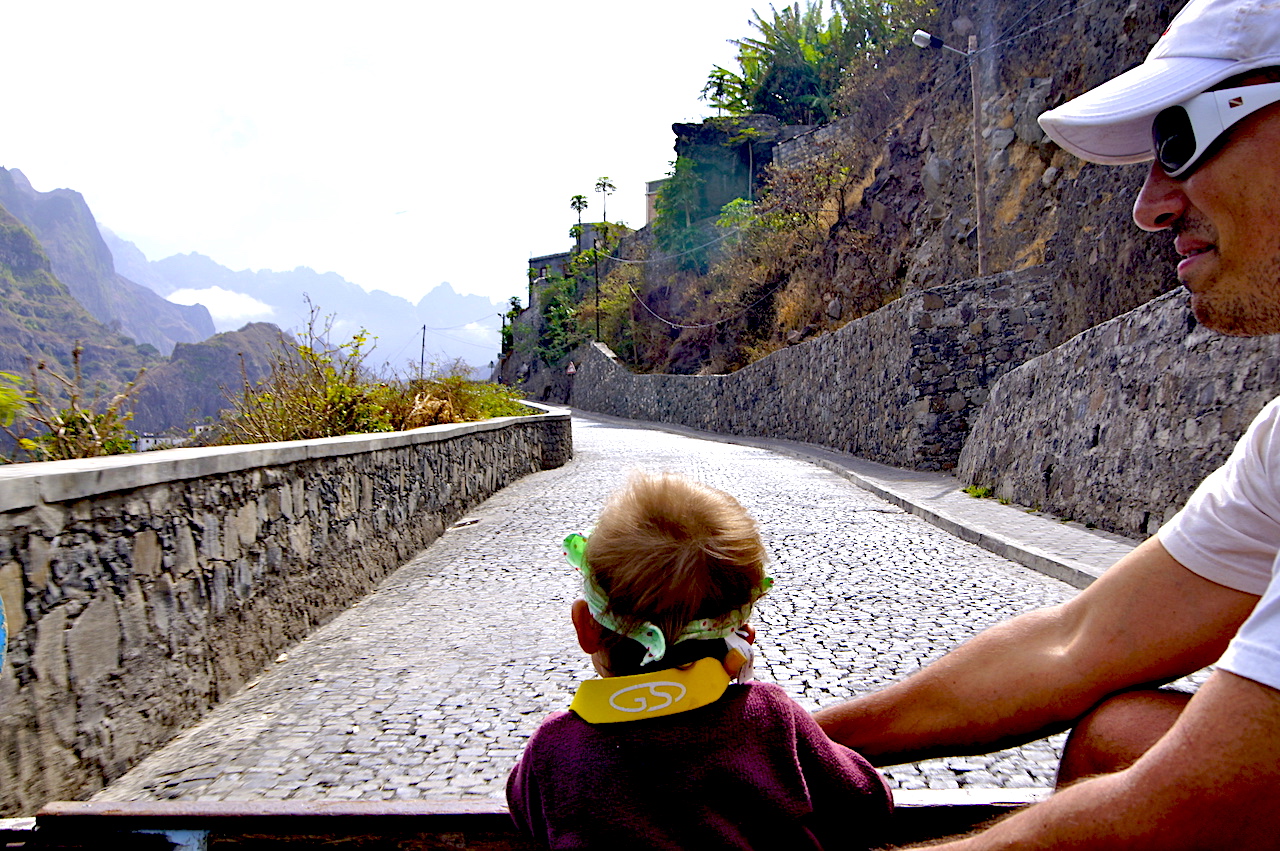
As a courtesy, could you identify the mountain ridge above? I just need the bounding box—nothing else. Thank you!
[128,322,289,434]
[0,203,157,403]
[101,232,504,373]
[0,168,214,355]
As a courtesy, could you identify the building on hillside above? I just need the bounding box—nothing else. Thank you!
[527,251,572,283]
[646,179,667,224]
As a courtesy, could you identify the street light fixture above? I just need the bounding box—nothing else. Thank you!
[912,29,965,55]
[913,29,988,277]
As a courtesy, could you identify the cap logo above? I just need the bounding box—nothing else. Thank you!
[1228,96,1244,108]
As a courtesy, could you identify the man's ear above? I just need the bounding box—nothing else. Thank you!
[572,599,604,654]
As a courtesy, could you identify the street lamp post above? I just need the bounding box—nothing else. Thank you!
[913,29,988,277]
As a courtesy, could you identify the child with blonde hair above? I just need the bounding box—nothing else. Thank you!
[507,472,891,849]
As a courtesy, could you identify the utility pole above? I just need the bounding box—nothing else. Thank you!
[592,232,601,340]
[593,178,614,342]
[912,28,988,277]
[968,34,988,277]
[420,325,426,379]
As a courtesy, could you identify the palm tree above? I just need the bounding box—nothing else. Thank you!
[594,177,616,229]
[570,194,588,253]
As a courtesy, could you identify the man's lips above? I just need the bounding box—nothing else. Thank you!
[1175,237,1215,280]
[1175,235,1213,257]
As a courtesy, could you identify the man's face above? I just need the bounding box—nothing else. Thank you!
[1133,99,1280,336]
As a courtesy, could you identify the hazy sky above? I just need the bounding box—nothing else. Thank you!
[5,1,780,311]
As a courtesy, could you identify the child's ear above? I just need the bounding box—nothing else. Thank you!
[571,599,604,653]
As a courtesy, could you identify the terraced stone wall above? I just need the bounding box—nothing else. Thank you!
[571,266,1055,470]
[0,409,571,815]
[959,293,1280,538]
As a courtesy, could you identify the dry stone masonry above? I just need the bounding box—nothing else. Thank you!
[0,409,570,815]
[959,294,1280,537]
[570,274,1280,541]
[570,266,1056,471]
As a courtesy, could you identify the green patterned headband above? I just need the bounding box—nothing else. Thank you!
[562,533,772,666]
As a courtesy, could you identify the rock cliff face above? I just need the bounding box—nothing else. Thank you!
[128,323,289,434]
[671,115,814,214]
[0,168,214,354]
[775,0,1184,348]
[0,205,155,393]
[507,0,1187,387]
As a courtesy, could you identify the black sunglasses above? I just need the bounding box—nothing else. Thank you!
[1152,81,1280,178]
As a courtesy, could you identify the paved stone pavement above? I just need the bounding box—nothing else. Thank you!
[96,415,1140,804]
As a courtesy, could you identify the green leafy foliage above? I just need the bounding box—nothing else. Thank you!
[501,296,522,357]
[594,177,616,224]
[716,198,758,243]
[217,306,526,445]
[413,369,530,421]
[652,158,711,271]
[536,276,587,364]
[0,372,26,428]
[216,306,393,443]
[4,345,141,462]
[703,0,934,124]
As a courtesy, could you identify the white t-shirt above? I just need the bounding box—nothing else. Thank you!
[1159,396,1280,692]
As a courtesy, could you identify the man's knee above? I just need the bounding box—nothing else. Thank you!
[1056,688,1192,787]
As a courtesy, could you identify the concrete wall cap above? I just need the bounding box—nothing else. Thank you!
[0,408,567,505]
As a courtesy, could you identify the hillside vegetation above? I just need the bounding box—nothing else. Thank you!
[0,168,214,354]
[0,205,157,395]
[505,0,1184,383]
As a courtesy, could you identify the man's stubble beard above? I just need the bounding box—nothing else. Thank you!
[1190,245,1280,337]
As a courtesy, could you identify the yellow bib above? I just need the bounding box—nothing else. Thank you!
[569,657,732,724]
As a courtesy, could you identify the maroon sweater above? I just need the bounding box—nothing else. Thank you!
[507,681,892,850]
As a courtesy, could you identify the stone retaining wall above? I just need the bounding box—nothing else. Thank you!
[0,409,571,815]
[571,266,1055,470]
[958,293,1280,538]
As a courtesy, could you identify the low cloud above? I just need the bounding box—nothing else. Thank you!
[168,286,274,326]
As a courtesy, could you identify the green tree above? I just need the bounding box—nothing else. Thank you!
[652,158,710,270]
[536,276,586,365]
[594,177,616,226]
[570,195,589,253]
[702,0,933,124]
[501,296,522,356]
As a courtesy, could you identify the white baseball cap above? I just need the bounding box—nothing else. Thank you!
[1038,0,1280,164]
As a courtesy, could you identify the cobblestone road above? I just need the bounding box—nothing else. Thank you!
[97,417,1082,804]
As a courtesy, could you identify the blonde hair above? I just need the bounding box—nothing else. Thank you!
[585,472,766,669]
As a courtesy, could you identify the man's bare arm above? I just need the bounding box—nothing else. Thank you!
[917,669,1280,850]
[814,538,1258,764]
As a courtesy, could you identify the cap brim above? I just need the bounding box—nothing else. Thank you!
[1038,56,1239,164]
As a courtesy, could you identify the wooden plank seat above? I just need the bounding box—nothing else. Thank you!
[1,789,1048,849]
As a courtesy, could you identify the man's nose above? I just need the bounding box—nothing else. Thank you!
[1132,162,1188,232]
